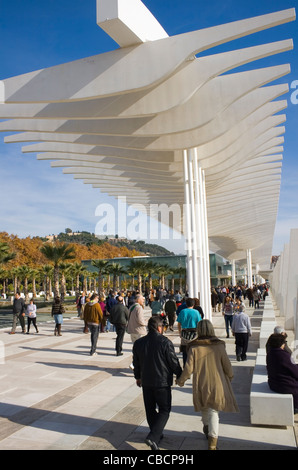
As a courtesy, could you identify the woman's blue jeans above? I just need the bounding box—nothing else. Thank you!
[224,314,233,337]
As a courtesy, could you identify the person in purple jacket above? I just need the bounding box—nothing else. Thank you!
[266,333,298,413]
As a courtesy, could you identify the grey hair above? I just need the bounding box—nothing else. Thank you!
[197,319,215,338]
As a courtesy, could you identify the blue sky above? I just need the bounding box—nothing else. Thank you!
[0,0,297,255]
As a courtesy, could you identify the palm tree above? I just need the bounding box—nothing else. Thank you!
[17,265,34,302]
[40,243,76,298]
[0,268,8,297]
[127,259,148,294]
[0,242,16,266]
[91,259,111,295]
[108,262,127,292]
[143,261,159,291]
[174,266,186,294]
[69,262,87,299]
[156,264,173,290]
[58,262,72,302]
[41,264,53,300]
[11,267,20,294]
[30,268,40,298]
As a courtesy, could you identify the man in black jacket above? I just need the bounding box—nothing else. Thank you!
[10,292,25,334]
[133,315,182,450]
[110,296,129,356]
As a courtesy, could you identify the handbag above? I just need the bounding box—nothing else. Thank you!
[180,328,198,352]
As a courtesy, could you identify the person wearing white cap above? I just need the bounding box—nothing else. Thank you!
[266,326,292,354]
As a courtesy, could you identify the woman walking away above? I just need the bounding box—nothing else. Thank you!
[177,320,239,450]
[26,298,39,334]
[222,296,234,338]
[51,296,65,336]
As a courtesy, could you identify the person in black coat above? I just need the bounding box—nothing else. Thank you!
[109,296,129,356]
[266,333,298,412]
[10,292,25,334]
[133,315,182,450]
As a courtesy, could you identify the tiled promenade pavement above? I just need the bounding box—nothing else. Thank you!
[0,301,297,451]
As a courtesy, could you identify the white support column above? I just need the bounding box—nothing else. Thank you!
[247,249,253,287]
[201,165,212,320]
[255,263,260,284]
[232,259,236,286]
[183,147,212,319]
[187,149,200,299]
[193,149,204,305]
[285,228,298,331]
[183,150,194,297]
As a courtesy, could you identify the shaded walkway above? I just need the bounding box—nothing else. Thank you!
[0,301,297,450]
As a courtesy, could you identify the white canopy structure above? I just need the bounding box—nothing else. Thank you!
[0,0,295,318]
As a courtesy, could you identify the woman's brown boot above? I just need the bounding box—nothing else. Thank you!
[208,436,218,450]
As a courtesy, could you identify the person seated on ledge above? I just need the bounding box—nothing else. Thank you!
[266,333,298,414]
[265,326,292,354]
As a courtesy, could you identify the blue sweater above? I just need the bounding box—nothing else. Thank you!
[177,308,201,329]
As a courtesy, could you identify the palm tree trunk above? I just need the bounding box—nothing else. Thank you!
[24,278,29,303]
[98,272,103,294]
[45,276,50,301]
[53,265,59,299]
[149,274,153,290]
[32,277,37,298]
[61,273,66,302]
[138,273,142,294]
[14,275,18,295]
[113,275,117,292]
[75,274,80,299]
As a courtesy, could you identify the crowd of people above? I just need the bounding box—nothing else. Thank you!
[7,283,298,451]
[211,283,269,313]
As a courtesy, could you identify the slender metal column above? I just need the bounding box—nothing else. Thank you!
[183,148,212,319]
[193,148,204,305]
[232,259,236,286]
[187,149,199,298]
[247,249,253,287]
[183,150,194,296]
[200,164,212,320]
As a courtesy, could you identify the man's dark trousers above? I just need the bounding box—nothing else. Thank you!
[142,386,171,443]
[235,332,249,360]
[115,323,126,354]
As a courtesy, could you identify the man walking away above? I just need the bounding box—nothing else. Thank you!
[110,296,129,356]
[164,296,177,331]
[127,294,147,369]
[84,293,105,356]
[133,316,182,450]
[232,307,252,361]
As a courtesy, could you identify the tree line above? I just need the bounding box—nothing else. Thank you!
[0,237,186,302]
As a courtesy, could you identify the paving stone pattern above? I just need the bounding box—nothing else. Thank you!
[0,301,297,450]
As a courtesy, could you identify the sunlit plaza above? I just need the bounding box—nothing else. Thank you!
[0,0,298,452]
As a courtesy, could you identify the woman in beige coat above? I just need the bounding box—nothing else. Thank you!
[177,320,239,450]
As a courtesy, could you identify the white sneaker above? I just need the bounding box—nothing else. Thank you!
[129,363,134,370]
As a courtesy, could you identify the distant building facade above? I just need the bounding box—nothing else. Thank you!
[82,253,234,290]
